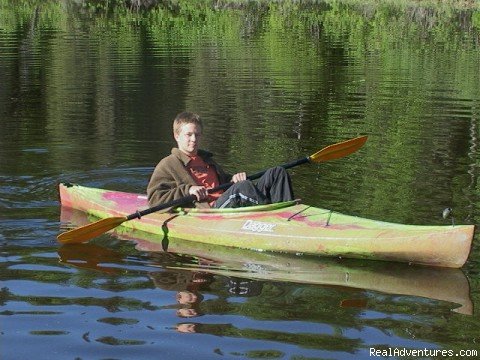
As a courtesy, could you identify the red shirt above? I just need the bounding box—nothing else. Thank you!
[186,155,222,205]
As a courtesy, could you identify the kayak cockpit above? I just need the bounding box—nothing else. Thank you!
[172,199,301,214]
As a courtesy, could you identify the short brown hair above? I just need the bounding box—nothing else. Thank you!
[173,112,203,135]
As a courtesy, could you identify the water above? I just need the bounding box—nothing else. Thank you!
[1,1,480,359]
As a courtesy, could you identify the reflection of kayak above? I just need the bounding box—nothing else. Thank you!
[59,207,473,315]
[59,183,474,268]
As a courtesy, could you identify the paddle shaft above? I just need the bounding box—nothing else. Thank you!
[126,156,310,221]
[57,136,367,244]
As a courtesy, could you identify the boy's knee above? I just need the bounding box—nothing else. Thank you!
[271,166,287,176]
[232,179,254,191]
[242,179,256,188]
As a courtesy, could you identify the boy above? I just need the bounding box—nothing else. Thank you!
[147,112,293,209]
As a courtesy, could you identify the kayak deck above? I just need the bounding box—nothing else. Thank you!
[58,183,474,268]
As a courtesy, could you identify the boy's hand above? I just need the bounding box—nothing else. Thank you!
[189,186,208,201]
[232,172,247,183]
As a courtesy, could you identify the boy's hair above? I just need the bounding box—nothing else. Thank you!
[173,112,203,135]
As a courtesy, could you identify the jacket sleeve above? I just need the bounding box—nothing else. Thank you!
[146,159,192,207]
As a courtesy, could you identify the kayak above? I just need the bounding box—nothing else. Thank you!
[58,183,474,268]
[58,209,473,315]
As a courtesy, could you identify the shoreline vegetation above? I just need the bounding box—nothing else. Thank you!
[2,0,479,39]
[3,0,480,11]
[73,0,480,11]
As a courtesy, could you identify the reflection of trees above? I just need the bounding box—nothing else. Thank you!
[171,278,476,352]
[1,0,478,220]
[2,246,160,313]
[1,2,479,224]
[1,0,478,197]
[2,1,480,355]
[177,321,362,352]
[2,240,478,353]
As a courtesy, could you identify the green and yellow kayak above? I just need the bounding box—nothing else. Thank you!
[58,183,474,268]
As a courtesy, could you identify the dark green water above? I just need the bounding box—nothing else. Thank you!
[1,1,480,359]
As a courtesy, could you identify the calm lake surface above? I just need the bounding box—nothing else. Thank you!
[1,1,480,359]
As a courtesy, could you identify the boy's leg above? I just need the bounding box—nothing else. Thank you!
[214,180,267,208]
[256,166,294,203]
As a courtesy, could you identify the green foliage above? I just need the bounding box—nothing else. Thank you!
[1,1,479,357]
[1,1,479,222]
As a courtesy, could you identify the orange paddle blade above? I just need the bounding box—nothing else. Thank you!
[309,135,368,163]
[57,216,127,244]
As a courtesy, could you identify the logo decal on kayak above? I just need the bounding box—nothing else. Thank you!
[242,220,276,233]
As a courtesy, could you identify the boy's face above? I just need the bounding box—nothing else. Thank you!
[174,123,202,156]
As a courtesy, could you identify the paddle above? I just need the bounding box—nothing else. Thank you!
[57,135,367,244]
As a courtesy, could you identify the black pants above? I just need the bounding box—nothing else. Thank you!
[214,166,294,209]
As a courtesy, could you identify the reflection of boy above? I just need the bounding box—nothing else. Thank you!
[176,308,200,318]
[176,290,200,305]
[176,323,197,333]
[176,290,204,318]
